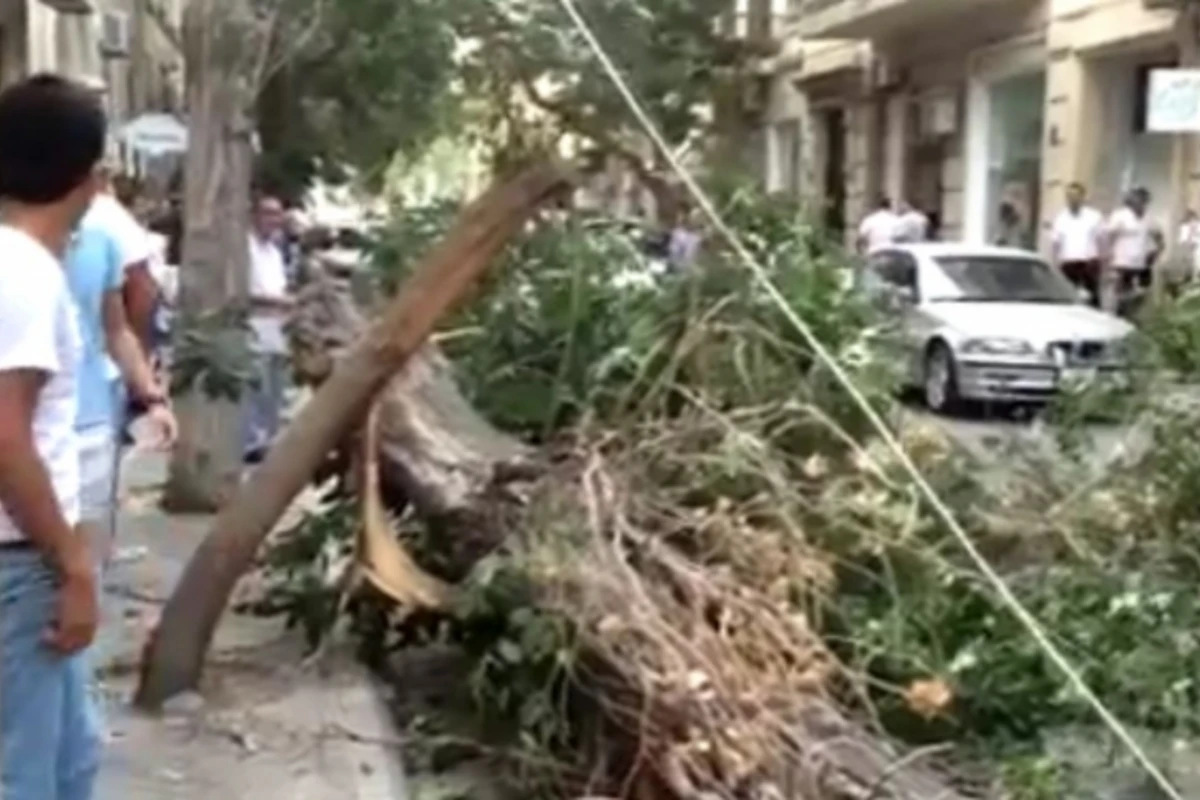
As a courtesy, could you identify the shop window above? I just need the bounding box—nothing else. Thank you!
[984,71,1045,248]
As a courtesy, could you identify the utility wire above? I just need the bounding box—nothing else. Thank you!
[550,0,1183,796]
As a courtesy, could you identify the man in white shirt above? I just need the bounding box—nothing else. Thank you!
[1051,182,1105,307]
[1107,188,1160,302]
[0,74,106,800]
[895,199,930,244]
[857,196,900,254]
[244,195,294,463]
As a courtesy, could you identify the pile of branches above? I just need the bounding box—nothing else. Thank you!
[474,416,984,799]
[267,200,995,799]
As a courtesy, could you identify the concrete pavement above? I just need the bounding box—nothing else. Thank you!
[92,450,408,799]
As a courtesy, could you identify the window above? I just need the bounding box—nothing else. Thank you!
[769,119,803,197]
[927,255,1076,303]
[864,251,919,302]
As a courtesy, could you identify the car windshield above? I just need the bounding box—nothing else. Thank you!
[927,255,1079,304]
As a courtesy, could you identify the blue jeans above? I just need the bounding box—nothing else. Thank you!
[0,548,102,800]
[243,352,287,455]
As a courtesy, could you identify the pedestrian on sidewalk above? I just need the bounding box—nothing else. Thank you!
[856,195,900,255]
[1179,209,1200,286]
[244,194,294,464]
[65,189,177,570]
[994,201,1027,249]
[0,74,107,800]
[1106,187,1159,314]
[1051,182,1105,307]
[895,199,930,244]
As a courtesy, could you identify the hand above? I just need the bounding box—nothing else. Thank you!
[144,402,179,450]
[45,539,98,655]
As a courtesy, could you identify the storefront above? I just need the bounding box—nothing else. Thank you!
[964,34,1047,248]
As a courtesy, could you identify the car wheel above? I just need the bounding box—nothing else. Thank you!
[923,342,961,415]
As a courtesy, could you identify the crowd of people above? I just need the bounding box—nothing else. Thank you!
[0,73,301,800]
[854,181,1200,315]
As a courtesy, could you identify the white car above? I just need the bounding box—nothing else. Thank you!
[860,243,1135,413]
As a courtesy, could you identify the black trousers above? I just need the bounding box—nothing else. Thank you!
[1061,260,1101,307]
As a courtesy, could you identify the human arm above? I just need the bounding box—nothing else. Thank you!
[0,373,92,583]
[0,290,96,653]
[103,289,177,446]
[121,261,158,349]
[1049,214,1064,265]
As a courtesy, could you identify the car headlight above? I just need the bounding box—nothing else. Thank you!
[960,337,1036,356]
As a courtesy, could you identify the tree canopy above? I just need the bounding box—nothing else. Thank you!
[254,0,753,203]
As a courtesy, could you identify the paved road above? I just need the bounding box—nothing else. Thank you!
[902,402,1147,477]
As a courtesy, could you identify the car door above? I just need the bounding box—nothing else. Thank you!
[864,250,924,383]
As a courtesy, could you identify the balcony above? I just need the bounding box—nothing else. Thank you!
[792,0,1009,39]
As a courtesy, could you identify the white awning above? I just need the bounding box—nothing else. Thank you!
[118,113,188,156]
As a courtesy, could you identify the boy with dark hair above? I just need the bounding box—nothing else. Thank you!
[0,73,107,800]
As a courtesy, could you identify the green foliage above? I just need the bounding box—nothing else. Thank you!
[256,0,461,197]
[248,501,358,649]
[1135,287,1200,377]
[256,0,750,199]
[170,308,259,401]
[452,0,741,164]
[454,557,577,760]
[369,188,892,439]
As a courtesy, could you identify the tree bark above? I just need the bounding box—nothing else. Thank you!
[163,0,258,512]
[136,163,571,710]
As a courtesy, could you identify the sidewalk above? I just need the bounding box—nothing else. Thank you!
[92,450,408,799]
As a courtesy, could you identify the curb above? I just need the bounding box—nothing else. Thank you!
[315,660,409,800]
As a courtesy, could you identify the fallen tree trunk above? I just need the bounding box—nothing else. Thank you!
[281,266,987,800]
[135,163,572,709]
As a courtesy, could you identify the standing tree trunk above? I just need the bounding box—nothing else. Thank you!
[163,0,259,512]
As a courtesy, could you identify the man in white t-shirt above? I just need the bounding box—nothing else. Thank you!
[1107,187,1160,302]
[895,199,930,244]
[244,195,294,463]
[857,196,900,254]
[0,74,107,800]
[1051,182,1105,307]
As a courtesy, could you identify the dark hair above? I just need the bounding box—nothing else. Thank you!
[876,195,892,210]
[1067,181,1086,193]
[0,74,106,204]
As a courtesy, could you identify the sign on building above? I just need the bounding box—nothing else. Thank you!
[1147,68,1200,132]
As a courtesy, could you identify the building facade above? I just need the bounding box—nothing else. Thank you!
[0,0,182,123]
[760,0,1189,256]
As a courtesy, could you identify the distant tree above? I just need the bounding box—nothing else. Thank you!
[450,0,762,211]
[252,0,761,208]
[254,0,460,202]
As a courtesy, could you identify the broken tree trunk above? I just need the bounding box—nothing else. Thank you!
[288,262,535,579]
[284,265,985,800]
[135,163,572,709]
